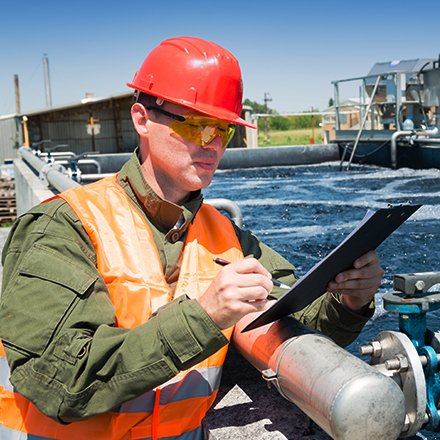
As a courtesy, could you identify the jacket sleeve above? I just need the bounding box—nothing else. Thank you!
[0,200,227,423]
[233,224,374,347]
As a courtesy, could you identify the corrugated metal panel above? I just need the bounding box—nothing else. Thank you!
[367,58,434,76]
[29,96,137,156]
[0,115,22,163]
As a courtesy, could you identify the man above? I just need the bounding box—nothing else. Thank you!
[0,36,382,439]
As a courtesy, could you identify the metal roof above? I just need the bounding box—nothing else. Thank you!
[21,91,133,117]
[367,58,434,76]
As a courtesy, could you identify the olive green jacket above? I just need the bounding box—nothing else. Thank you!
[0,152,372,423]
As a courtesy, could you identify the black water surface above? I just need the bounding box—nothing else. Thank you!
[205,161,440,439]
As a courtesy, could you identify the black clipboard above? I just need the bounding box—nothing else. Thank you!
[242,204,422,333]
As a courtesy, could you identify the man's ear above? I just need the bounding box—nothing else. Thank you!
[131,103,149,137]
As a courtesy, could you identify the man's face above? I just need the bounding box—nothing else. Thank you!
[136,101,231,204]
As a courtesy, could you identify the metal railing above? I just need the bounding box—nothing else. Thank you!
[17,147,243,227]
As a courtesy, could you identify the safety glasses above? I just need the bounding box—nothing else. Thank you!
[146,106,236,148]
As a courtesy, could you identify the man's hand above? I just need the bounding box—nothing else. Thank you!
[198,258,273,329]
[327,250,384,312]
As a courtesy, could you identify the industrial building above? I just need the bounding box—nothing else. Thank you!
[0,92,136,164]
[0,93,252,165]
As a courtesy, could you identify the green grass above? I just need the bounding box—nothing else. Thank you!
[258,128,321,147]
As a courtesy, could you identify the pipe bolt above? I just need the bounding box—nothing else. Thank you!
[415,280,426,291]
[359,340,382,357]
[385,354,408,372]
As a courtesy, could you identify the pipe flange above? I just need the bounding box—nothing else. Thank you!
[39,162,66,186]
[384,291,440,313]
[370,330,426,437]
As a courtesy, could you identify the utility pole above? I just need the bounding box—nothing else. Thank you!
[21,116,30,147]
[43,53,53,108]
[14,74,21,114]
[264,92,272,144]
[89,112,96,152]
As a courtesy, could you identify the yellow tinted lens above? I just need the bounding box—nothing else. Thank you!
[170,120,204,144]
[219,125,236,147]
[170,117,235,147]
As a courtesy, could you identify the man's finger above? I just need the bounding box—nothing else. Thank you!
[353,250,379,269]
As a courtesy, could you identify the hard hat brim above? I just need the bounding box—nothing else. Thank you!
[128,83,256,129]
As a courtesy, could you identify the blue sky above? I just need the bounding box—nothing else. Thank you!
[1,0,440,115]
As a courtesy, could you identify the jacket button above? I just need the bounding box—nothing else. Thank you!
[171,232,180,242]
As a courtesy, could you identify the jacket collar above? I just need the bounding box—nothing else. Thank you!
[117,149,203,233]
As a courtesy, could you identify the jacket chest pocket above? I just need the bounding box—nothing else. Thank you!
[0,243,97,356]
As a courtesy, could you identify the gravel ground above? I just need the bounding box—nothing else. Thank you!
[206,347,330,440]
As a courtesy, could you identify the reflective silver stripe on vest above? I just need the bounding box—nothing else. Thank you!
[113,366,222,413]
[133,425,204,440]
[0,424,54,439]
[0,425,25,440]
[0,355,14,391]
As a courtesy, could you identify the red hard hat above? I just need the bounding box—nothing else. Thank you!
[127,36,255,128]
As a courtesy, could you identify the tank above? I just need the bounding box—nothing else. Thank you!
[423,68,440,107]
[233,315,406,440]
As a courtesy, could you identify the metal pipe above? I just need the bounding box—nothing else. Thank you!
[57,159,102,174]
[19,147,79,192]
[39,152,76,159]
[78,159,101,174]
[19,147,49,174]
[233,314,406,440]
[18,148,244,228]
[391,130,413,169]
[206,198,243,228]
[334,82,340,131]
[391,127,439,168]
[331,73,389,84]
[345,75,382,170]
[43,163,79,191]
[412,138,440,145]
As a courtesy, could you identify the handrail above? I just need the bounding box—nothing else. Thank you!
[340,75,382,170]
[19,147,79,192]
[205,198,243,228]
[391,127,439,168]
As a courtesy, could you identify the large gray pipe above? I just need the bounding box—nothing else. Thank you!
[233,314,406,440]
[219,144,339,169]
[19,147,79,192]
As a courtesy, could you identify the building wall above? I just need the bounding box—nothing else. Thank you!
[322,108,361,142]
[1,93,250,161]
[27,94,137,156]
[0,115,23,163]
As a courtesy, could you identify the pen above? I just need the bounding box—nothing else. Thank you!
[213,257,291,290]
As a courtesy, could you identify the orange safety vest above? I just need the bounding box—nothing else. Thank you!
[0,175,244,440]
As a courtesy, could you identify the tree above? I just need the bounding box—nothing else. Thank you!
[243,98,274,114]
[269,116,290,131]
